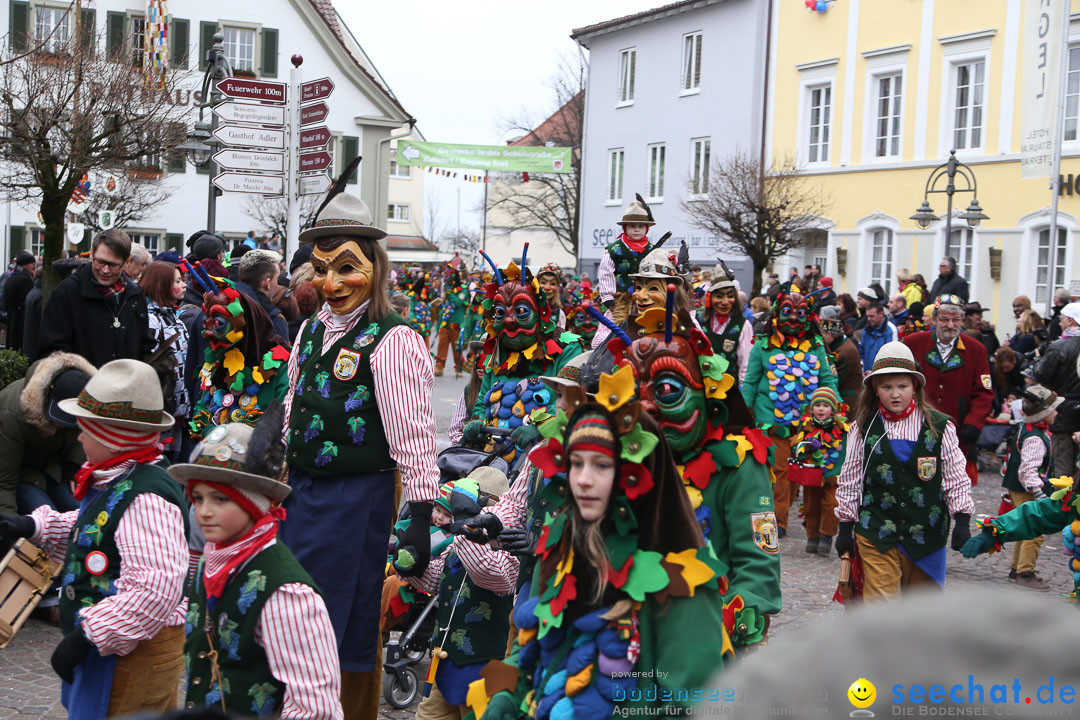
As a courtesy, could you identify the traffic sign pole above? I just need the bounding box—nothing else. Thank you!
[286,56,302,265]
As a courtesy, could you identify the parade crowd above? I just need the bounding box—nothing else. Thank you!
[2,186,1080,720]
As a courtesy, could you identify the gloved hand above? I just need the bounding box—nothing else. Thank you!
[961,531,998,558]
[483,691,522,720]
[835,521,854,558]
[497,526,538,556]
[731,606,766,646]
[511,424,542,450]
[459,512,503,545]
[0,513,35,548]
[462,420,487,447]
[951,512,972,551]
[50,630,94,684]
[957,424,981,448]
[394,502,433,577]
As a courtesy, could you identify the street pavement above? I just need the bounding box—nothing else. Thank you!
[1,370,1075,717]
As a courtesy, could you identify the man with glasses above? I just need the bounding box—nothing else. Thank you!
[34,229,154,366]
[928,256,970,305]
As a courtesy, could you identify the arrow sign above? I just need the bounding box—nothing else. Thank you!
[213,101,285,127]
[300,126,332,150]
[299,151,333,172]
[299,174,331,196]
[213,125,285,150]
[301,77,335,103]
[401,145,421,161]
[214,149,285,173]
[213,172,284,195]
[218,77,287,103]
[300,101,329,127]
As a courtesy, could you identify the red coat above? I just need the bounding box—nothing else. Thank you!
[903,330,993,436]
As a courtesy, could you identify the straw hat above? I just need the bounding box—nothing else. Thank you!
[169,421,290,502]
[298,192,388,247]
[58,359,174,431]
[541,351,593,390]
[1021,385,1065,424]
[862,342,926,388]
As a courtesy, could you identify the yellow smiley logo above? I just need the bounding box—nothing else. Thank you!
[848,678,876,709]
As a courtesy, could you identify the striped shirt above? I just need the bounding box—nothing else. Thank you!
[597,251,616,303]
[410,536,519,597]
[284,302,439,504]
[1017,435,1049,495]
[448,393,468,445]
[710,315,754,384]
[834,408,975,522]
[31,475,187,656]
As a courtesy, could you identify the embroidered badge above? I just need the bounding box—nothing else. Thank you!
[85,550,108,575]
[205,425,229,444]
[917,456,938,481]
[981,374,992,390]
[722,339,736,353]
[334,347,362,382]
[750,511,780,555]
[215,446,232,462]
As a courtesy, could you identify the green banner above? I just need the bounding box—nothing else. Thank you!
[396,140,572,173]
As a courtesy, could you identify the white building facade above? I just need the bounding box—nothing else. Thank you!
[572,0,771,287]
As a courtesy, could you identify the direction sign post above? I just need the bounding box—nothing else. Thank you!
[299,126,332,150]
[219,77,287,104]
[300,101,329,127]
[299,174,331,196]
[213,149,286,173]
[300,77,335,103]
[299,151,332,173]
[213,102,285,127]
[213,125,286,150]
[213,172,284,195]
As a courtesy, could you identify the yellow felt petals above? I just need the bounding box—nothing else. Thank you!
[225,329,244,345]
[252,367,265,385]
[798,338,812,352]
[223,349,245,377]
[705,372,735,401]
[518,626,537,646]
[685,484,703,510]
[664,548,715,597]
[555,548,574,587]
[566,664,594,697]
[1049,476,1074,491]
[522,341,542,360]
[636,307,667,334]
[504,261,522,282]
[597,364,636,413]
[728,434,754,466]
[466,678,491,719]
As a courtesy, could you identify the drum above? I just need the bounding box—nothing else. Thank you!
[0,539,60,648]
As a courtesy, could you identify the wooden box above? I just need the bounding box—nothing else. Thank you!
[0,539,59,648]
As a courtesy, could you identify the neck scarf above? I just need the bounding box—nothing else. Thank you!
[710,314,730,333]
[73,443,166,500]
[1063,326,1080,338]
[319,300,368,333]
[880,398,917,422]
[617,232,649,254]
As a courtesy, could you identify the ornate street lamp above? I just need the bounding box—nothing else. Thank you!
[910,149,988,244]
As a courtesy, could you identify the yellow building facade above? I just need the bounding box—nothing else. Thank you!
[770,0,1080,333]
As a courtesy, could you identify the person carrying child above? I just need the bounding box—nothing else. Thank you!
[834,342,975,602]
[596,194,656,325]
[0,360,188,718]
[791,387,849,555]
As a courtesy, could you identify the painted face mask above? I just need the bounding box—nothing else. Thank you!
[569,307,598,344]
[625,334,708,456]
[492,281,541,352]
[537,273,560,305]
[633,278,669,312]
[710,287,736,317]
[203,285,247,351]
[775,293,810,338]
[311,240,374,315]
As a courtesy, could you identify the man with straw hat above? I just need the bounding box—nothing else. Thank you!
[0,359,188,717]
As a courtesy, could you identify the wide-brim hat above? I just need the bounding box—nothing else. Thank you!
[299,192,388,247]
[169,423,291,501]
[58,359,174,431]
[619,198,655,226]
[631,248,682,282]
[863,341,926,388]
[1022,386,1065,424]
[466,465,509,499]
[541,351,593,390]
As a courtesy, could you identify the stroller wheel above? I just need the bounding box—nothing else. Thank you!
[383,665,419,709]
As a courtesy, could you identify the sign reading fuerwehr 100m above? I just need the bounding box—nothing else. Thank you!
[396,140,572,173]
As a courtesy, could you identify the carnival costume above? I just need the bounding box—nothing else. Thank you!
[565,282,599,347]
[699,261,752,386]
[469,377,732,719]
[536,261,567,330]
[436,270,471,377]
[461,285,489,375]
[597,195,656,326]
[790,387,849,554]
[403,272,436,339]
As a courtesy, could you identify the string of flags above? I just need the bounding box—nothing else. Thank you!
[416,167,532,183]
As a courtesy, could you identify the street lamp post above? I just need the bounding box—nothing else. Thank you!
[176,33,232,234]
[910,150,989,252]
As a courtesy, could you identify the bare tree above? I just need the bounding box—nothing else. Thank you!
[424,187,445,247]
[442,227,481,259]
[680,150,832,296]
[486,52,584,256]
[77,172,171,233]
[0,29,190,294]
[243,194,322,243]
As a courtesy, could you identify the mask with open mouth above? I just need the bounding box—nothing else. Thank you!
[775,292,811,338]
[310,239,373,316]
[492,282,540,352]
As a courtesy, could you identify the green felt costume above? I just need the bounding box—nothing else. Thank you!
[741,334,838,437]
[440,286,470,329]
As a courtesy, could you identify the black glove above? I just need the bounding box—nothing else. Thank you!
[50,630,94,684]
[497,526,538,556]
[459,513,503,544]
[957,424,981,448]
[394,502,433,577]
[951,512,972,551]
[0,513,35,548]
[835,521,854,558]
[462,420,487,447]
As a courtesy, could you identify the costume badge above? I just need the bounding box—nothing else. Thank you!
[917,457,938,481]
[722,339,736,353]
[750,512,780,555]
[334,348,361,380]
[85,550,108,576]
[981,374,992,390]
[205,425,228,444]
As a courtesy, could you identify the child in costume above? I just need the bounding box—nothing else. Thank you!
[0,360,188,718]
[790,387,849,555]
[597,194,656,325]
[699,262,752,385]
[469,382,732,719]
[174,407,344,720]
[834,342,974,602]
[995,385,1062,589]
[565,282,599,347]
[536,262,567,330]
[460,285,488,375]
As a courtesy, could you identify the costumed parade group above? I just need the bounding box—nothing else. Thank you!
[2,178,1080,720]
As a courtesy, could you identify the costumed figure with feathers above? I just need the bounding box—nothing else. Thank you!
[403,270,436,341]
[596,194,657,326]
[698,261,753,387]
[460,283,489,375]
[565,281,600,347]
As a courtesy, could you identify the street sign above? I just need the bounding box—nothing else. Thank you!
[299,173,331,196]
[213,101,285,127]
[301,77,335,103]
[213,125,286,150]
[213,172,284,195]
[299,126,332,149]
[299,151,332,173]
[396,139,573,173]
[214,149,285,173]
[218,77,287,104]
[300,101,329,127]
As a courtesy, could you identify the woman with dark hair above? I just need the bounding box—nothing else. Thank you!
[912,273,930,301]
[838,293,859,333]
[141,260,189,456]
[991,346,1026,415]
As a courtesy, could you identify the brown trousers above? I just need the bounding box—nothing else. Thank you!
[802,479,839,538]
[435,325,462,373]
[855,534,939,603]
[108,624,184,717]
[1008,489,1045,573]
[769,431,795,529]
[415,684,468,720]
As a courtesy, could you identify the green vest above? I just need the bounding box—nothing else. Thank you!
[59,463,188,636]
[434,550,513,667]
[184,541,318,717]
[287,311,407,475]
[856,410,951,560]
[703,312,746,382]
[605,239,654,296]
[1001,424,1051,494]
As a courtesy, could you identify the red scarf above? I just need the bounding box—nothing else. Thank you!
[73,442,169,501]
[879,399,917,422]
[617,232,649,254]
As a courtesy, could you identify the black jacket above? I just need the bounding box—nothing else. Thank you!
[4,268,34,352]
[236,281,289,342]
[927,272,970,304]
[1047,304,1064,341]
[21,279,43,358]
[1032,335,1080,433]
[35,263,155,366]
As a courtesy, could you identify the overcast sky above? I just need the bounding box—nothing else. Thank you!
[340,0,659,237]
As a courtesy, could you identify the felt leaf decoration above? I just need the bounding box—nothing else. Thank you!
[608,553,634,588]
[682,451,717,491]
[620,422,658,464]
[225,329,244,345]
[223,349,245,377]
[547,511,568,550]
[226,299,244,317]
[466,678,491,719]
[727,434,755,466]
[622,550,667,601]
[549,574,578,617]
[271,345,289,361]
[689,328,714,356]
[607,336,628,363]
[712,438,741,468]
[252,367,265,385]
[504,261,521,282]
[798,338,812,352]
[743,428,774,465]
[656,560,688,602]
[1049,476,1073,491]
[523,342,542,360]
[664,548,716,597]
[704,372,735,401]
[554,548,574,587]
[685,484,703,510]
[538,475,569,510]
[387,591,410,619]
[535,524,552,560]
[537,409,567,441]
[545,339,563,357]
[610,496,638,537]
[698,544,730,579]
[606,532,637,570]
[535,598,564,639]
[230,374,245,392]
[531,439,566,476]
[597,364,636,413]
[619,463,653,500]
[698,353,729,382]
[480,661,521,701]
[262,351,282,370]
[721,595,745,635]
[635,307,666,334]
[558,330,582,345]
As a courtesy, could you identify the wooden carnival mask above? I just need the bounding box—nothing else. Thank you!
[311,239,374,315]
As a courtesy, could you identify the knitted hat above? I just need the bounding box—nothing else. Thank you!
[565,410,617,458]
[857,287,881,303]
[863,341,926,388]
[809,387,840,412]
[819,276,833,288]
[435,482,454,512]
[1021,385,1064,424]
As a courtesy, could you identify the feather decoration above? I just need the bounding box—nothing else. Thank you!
[314,156,363,219]
[243,400,286,479]
[635,192,654,222]
[652,231,672,250]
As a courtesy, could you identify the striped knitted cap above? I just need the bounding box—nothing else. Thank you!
[565,411,616,458]
[809,387,840,412]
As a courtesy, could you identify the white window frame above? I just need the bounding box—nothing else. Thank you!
[680,31,703,95]
[690,137,710,198]
[868,228,894,294]
[938,43,990,157]
[28,226,45,256]
[389,149,411,179]
[388,204,410,223]
[797,61,837,168]
[222,23,258,74]
[128,13,146,69]
[647,143,666,202]
[1032,226,1070,307]
[803,83,833,166]
[606,148,624,204]
[1064,42,1080,145]
[33,4,70,53]
[127,231,162,255]
[941,225,977,301]
[856,212,900,295]
[863,64,906,160]
[617,47,637,106]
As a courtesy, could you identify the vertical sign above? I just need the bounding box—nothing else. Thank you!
[1021,0,1066,179]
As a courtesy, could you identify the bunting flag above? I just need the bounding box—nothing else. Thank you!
[419,166,491,183]
[145,0,169,89]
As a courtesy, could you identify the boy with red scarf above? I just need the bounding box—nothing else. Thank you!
[173,405,343,719]
[0,359,188,719]
[597,194,655,325]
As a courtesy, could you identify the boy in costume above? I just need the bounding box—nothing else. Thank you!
[435,269,470,378]
[281,186,439,719]
[175,407,343,720]
[790,387,848,555]
[597,194,656,325]
[0,360,188,718]
[565,282,599,347]
[699,262,752,385]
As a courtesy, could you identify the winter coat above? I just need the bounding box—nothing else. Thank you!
[236,281,290,343]
[147,301,190,419]
[828,335,863,414]
[1032,335,1080,434]
[0,353,93,513]
[903,330,994,446]
[859,320,898,369]
[21,279,43,359]
[927,272,970,304]
[900,282,924,308]
[4,267,33,352]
